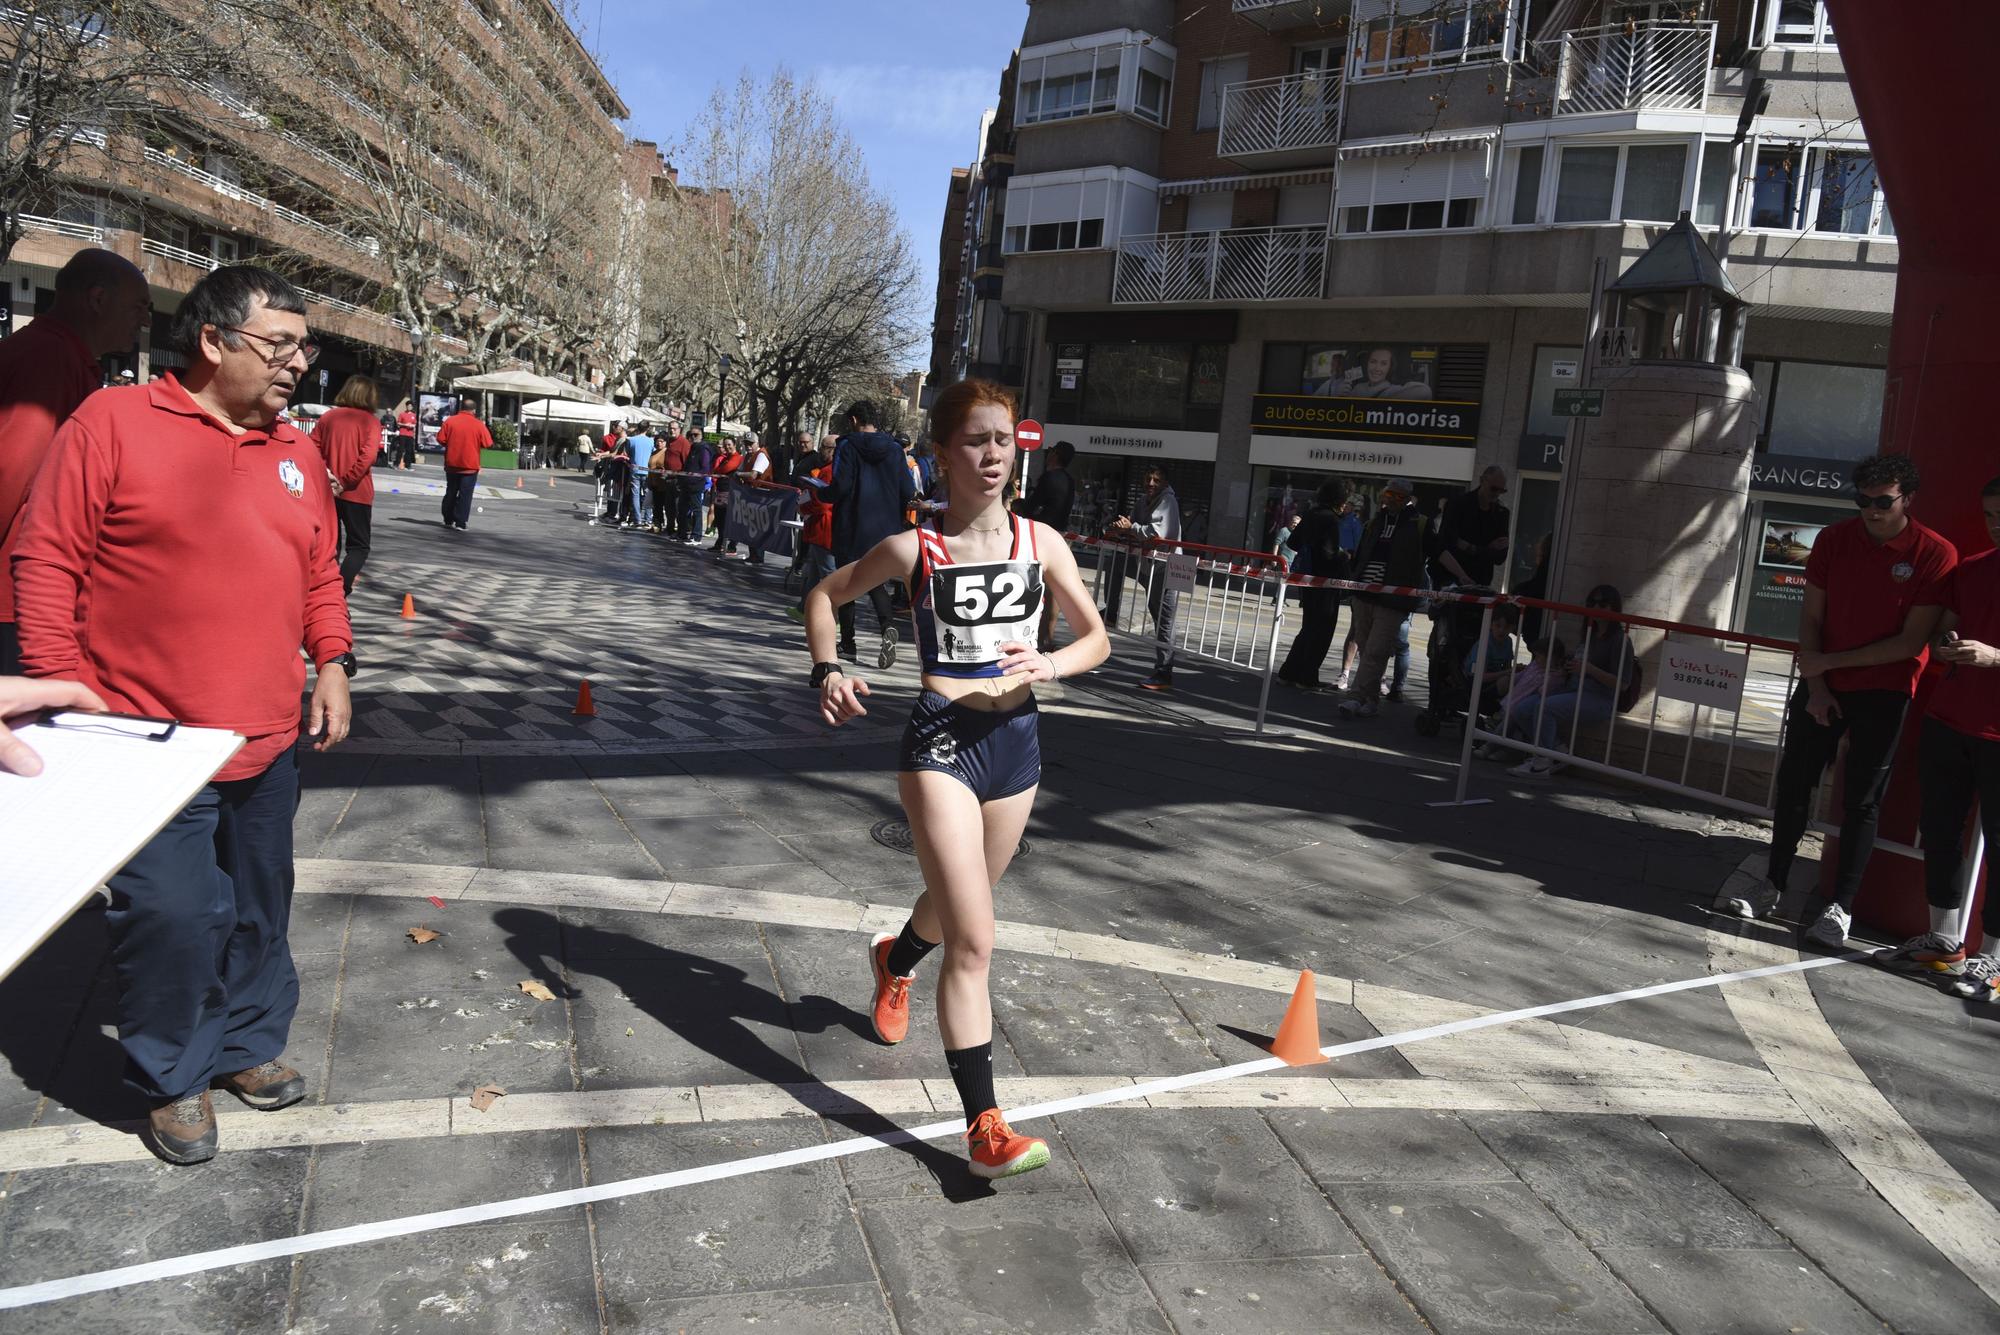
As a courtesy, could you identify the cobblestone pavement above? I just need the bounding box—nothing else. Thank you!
[1,469,1996,1334]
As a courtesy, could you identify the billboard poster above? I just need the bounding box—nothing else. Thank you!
[416,390,458,453]
[1253,342,1479,447]
[1301,343,1440,399]
[1757,518,1824,571]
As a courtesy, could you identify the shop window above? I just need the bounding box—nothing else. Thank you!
[1750,359,1885,464]
[1083,342,1196,427]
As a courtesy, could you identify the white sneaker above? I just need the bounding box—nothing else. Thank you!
[1509,756,1555,778]
[1719,880,1782,921]
[1806,903,1852,949]
[1335,671,1352,692]
[1947,954,2000,1000]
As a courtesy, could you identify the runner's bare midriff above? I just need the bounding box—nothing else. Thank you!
[922,673,1034,711]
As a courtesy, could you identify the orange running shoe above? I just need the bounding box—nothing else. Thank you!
[966,1108,1049,1180]
[868,932,914,1044]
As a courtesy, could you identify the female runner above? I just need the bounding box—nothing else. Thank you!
[804,379,1109,1179]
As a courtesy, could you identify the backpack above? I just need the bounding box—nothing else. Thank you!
[1617,656,1645,713]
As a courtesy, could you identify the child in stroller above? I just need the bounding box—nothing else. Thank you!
[1413,593,1514,736]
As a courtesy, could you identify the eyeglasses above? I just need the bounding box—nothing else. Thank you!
[1853,492,1902,511]
[221,326,319,366]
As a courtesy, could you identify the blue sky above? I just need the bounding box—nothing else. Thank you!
[574,1,1027,369]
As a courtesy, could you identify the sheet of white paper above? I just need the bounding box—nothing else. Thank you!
[0,714,243,980]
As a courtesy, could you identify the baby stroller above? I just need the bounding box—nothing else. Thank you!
[1412,586,1499,738]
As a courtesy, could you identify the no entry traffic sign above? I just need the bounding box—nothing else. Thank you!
[1015,418,1044,451]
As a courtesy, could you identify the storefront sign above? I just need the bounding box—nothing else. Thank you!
[1044,422,1218,462]
[1251,393,1480,446]
[1249,434,1475,483]
[1656,637,1749,713]
[1750,453,1854,497]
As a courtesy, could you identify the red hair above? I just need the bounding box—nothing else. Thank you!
[929,378,1017,446]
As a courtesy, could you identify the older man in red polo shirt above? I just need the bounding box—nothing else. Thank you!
[12,265,352,1165]
[436,398,491,531]
[0,247,150,673]
[1726,453,1957,946]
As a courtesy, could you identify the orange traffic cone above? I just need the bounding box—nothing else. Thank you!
[515,475,525,488]
[1268,971,1329,1066]
[399,593,417,620]
[572,680,595,717]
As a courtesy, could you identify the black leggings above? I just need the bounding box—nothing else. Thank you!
[837,583,895,649]
[335,498,371,595]
[1768,684,1909,907]
[1280,588,1340,684]
[1918,717,2000,934]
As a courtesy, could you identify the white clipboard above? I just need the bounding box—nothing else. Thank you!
[0,711,244,981]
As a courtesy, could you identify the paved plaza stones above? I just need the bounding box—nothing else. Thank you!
[1,469,1996,1333]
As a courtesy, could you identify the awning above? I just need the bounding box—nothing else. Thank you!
[454,369,602,401]
[1340,134,1496,160]
[1157,167,1336,197]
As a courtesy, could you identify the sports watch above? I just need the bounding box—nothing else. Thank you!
[809,661,844,688]
[323,651,360,678]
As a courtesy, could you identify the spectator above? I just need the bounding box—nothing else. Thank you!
[656,427,692,538]
[1016,440,1077,533]
[827,398,913,666]
[435,399,490,531]
[393,404,417,468]
[1730,453,1957,943]
[311,374,383,594]
[738,434,771,564]
[1101,466,1183,691]
[1433,466,1512,588]
[625,419,655,531]
[682,428,714,543]
[0,248,149,673]
[787,434,839,624]
[12,263,352,1165]
[709,437,742,552]
[1478,632,1569,760]
[1505,584,1633,777]
[1278,478,1353,691]
[1465,602,1520,716]
[1337,479,1428,719]
[575,430,592,470]
[1897,475,2000,993]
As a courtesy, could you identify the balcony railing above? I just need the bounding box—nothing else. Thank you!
[19,214,105,242]
[1547,20,1716,116]
[143,145,381,261]
[1230,0,1336,32]
[1217,71,1343,160]
[1113,225,1328,305]
[141,238,221,270]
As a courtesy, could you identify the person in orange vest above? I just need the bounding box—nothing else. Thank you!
[435,399,492,531]
[787,434,839,623]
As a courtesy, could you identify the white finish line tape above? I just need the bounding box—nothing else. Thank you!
[0,949,1861,1310]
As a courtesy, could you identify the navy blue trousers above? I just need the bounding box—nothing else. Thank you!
[442,470,478,526]
[105,748,301,1102]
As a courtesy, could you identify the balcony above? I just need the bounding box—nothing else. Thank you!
[140,237,221,272]
[1231,0,1347,32]
[20,214,106,243]
[1217,71,1343,167]
[1546,21,1716,117]
[1112,225,1327,304]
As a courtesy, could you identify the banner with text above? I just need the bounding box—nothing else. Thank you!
[723,480,799,557]
[1043,423,1218,462]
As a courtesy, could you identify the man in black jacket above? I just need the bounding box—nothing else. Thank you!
[828,399,914,667]
[1432,466,1511,588]
[1017,440,1076,532]
[1338,478,1428,719]
[1278,478,1352,690]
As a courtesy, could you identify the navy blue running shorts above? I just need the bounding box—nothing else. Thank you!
[899,690,1041,802]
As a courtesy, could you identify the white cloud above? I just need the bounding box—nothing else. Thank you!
[811,64,998,144]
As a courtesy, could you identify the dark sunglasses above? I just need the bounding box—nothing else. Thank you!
[1854,493,1902,510]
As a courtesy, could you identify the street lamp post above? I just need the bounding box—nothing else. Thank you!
[717,352,730,438]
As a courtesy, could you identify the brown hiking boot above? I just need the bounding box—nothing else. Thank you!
[147,1092,218,1165]
[216,1059,305,1111]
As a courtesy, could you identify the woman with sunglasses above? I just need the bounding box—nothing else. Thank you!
[1505,583,1632,778]
[803,378,1109,1180]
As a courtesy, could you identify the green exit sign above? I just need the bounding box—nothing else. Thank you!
[1552,388,1604,418]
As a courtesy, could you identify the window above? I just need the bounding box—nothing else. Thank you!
[1018,30,1176,129]
[1197,55,1249,132]
[1002,167,1155,254]
[1509,146,1543,225]
[1186,191,1233,232]
[1352,0,1512,80]
[1337,146,1487,233]
[1692,143,1735,227]
[1545,141,1690,224]
[1749,145,1893,237]
[1768,0,1834,46]
[1083,342,1201,427]
[1750,359,1885,463]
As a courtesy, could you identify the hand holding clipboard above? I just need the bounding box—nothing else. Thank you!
[0,676,109,777]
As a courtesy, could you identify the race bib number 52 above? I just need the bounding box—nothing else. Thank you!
[929,561,1044,663]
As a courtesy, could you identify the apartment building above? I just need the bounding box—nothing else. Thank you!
[934,56,1033,404]
[992,0,1890,637]
[2,0,644,404]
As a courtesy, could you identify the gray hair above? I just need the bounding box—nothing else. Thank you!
[168,265,305,355]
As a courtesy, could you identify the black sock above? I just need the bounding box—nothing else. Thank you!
[884,920,939,979]
[945,1041,997,1125]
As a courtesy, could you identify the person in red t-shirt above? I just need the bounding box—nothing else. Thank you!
[1901,476,2000,995]
[709,437,742,553]
[311,374,383,593]
[393,406,417,468]
[1733,454,1958,945]
[786,434,838,622]
[12,264,352,1164]
[435,400,492,530]
[0,247,150,672]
